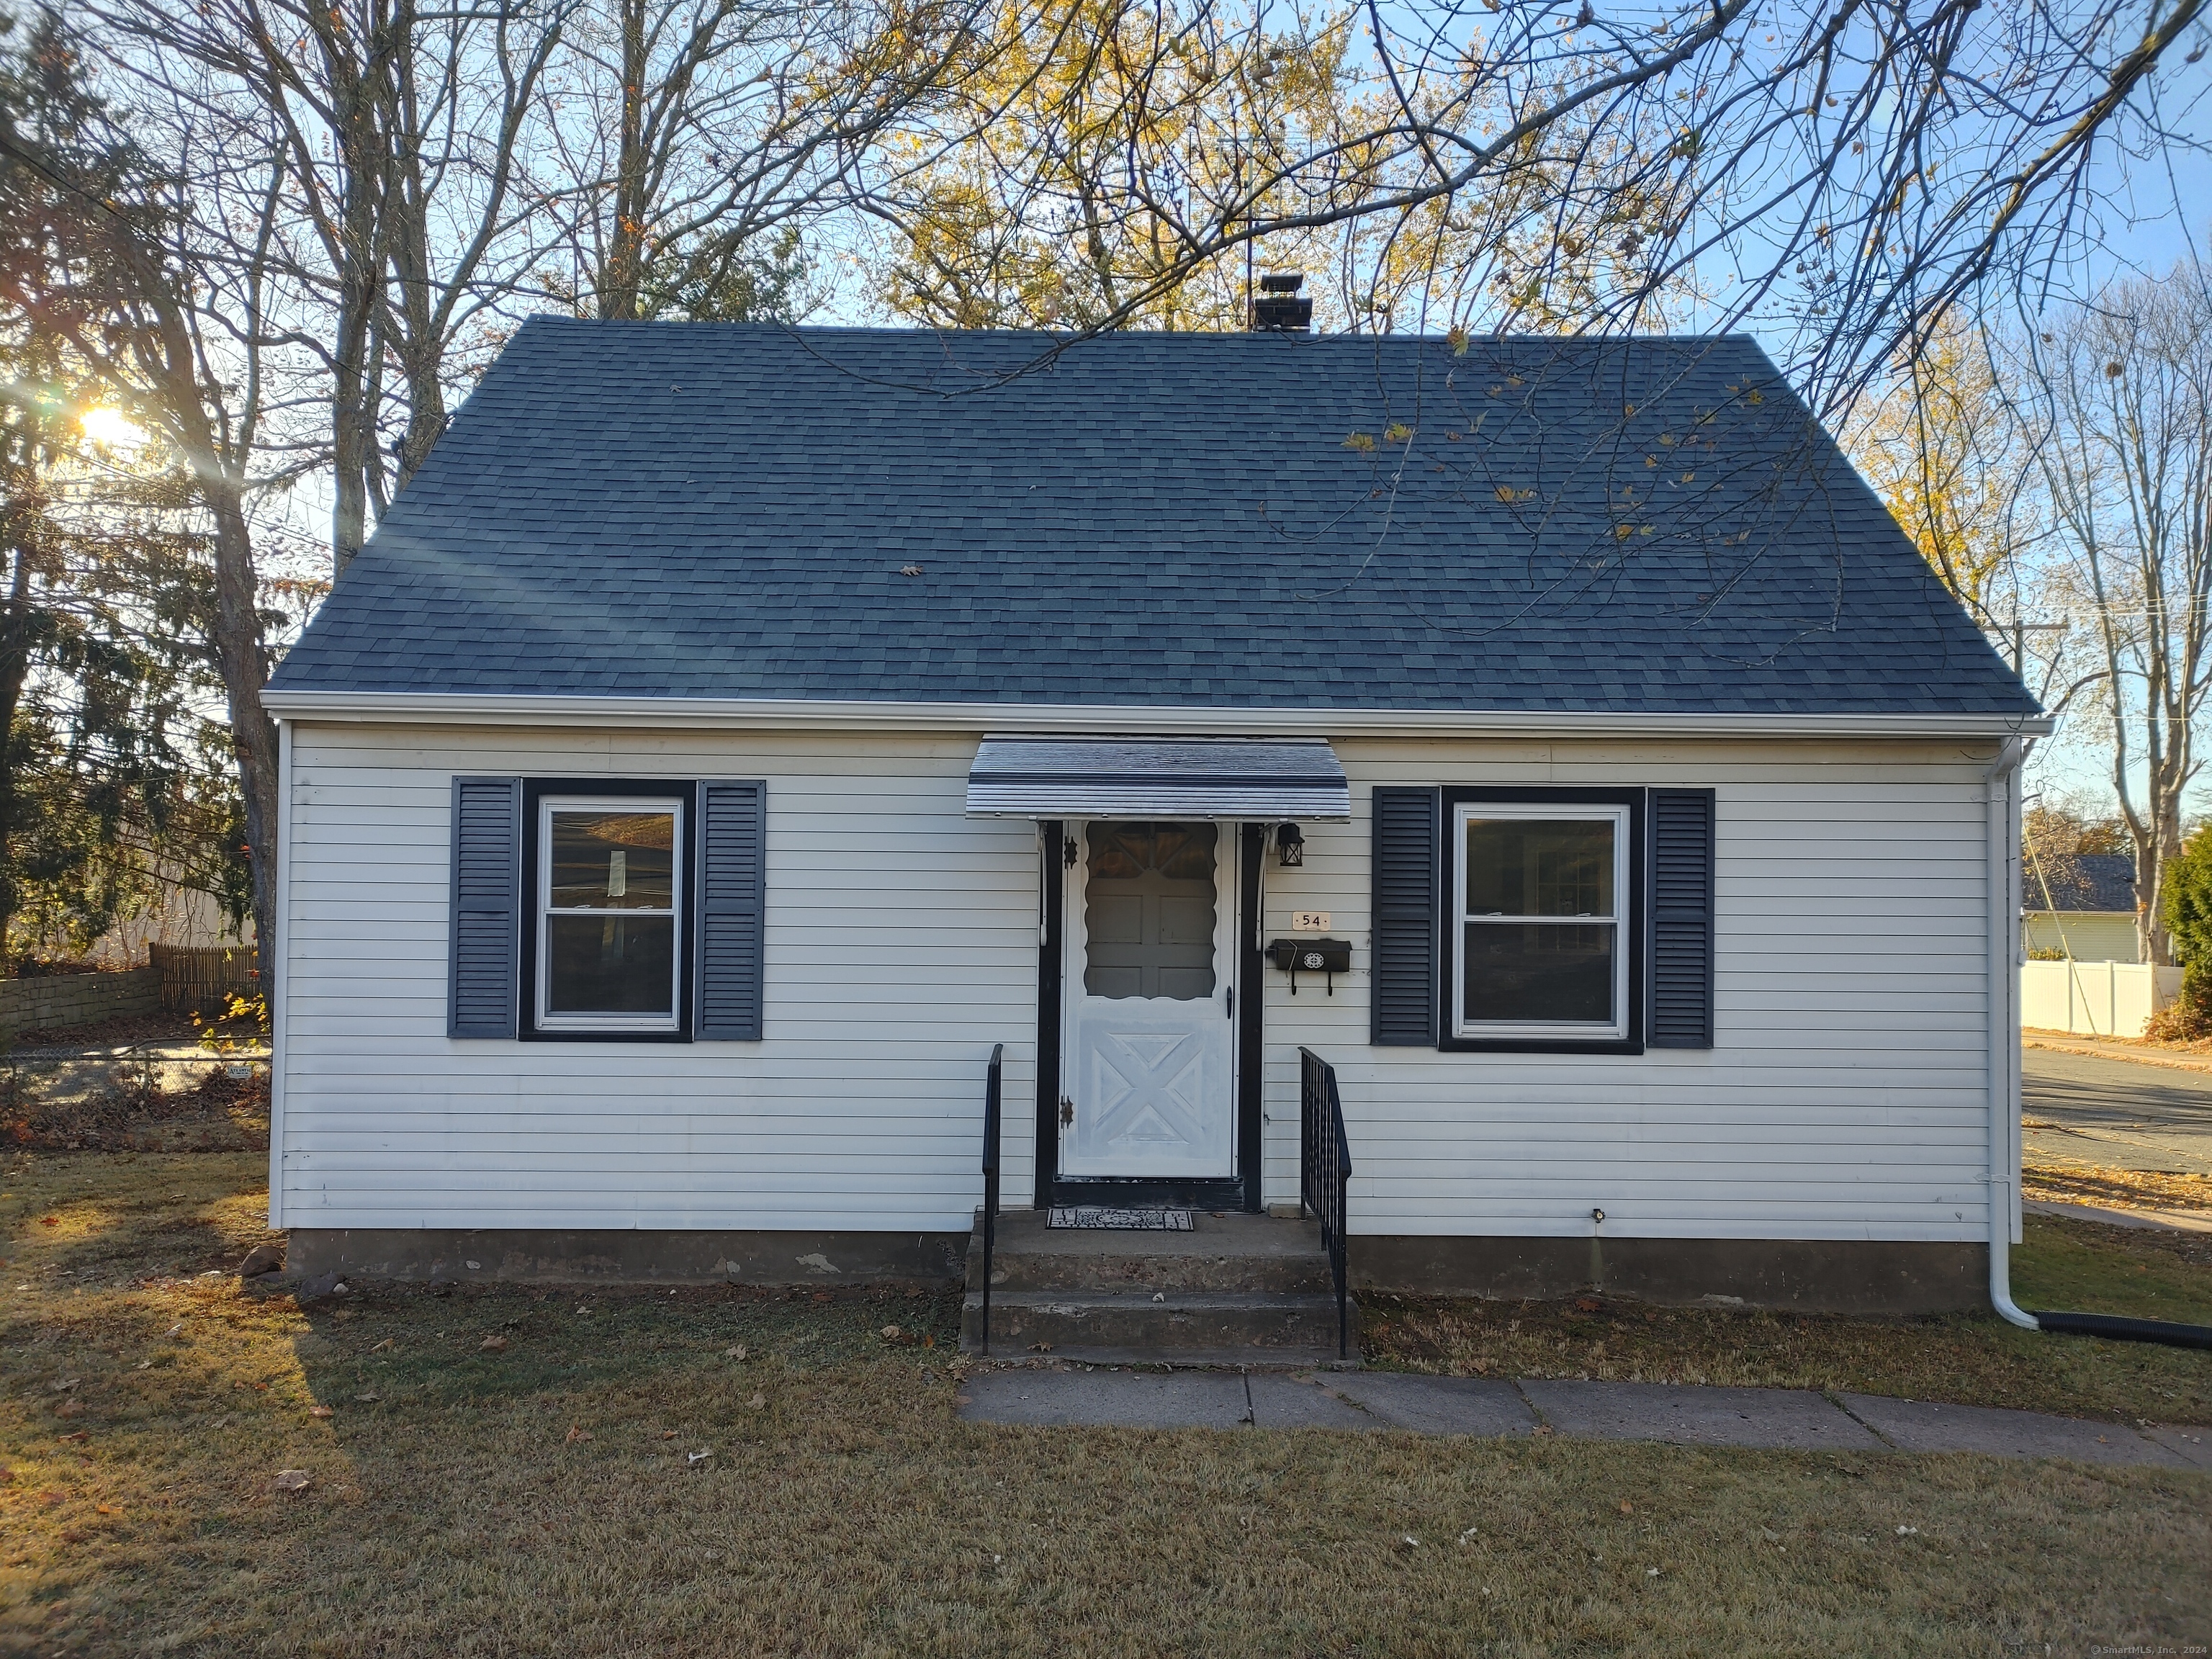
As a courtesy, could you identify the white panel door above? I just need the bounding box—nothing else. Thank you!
[1061,821,1236,1179]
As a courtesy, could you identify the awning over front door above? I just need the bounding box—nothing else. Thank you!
[965,735,1351,819]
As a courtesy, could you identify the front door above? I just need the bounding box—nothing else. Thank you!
[1060,821,1237,1179]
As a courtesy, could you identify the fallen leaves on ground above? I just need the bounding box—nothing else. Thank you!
[2023,1159,2212,1215]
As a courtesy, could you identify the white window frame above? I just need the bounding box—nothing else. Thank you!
[1452,801,1630,1041]
[536,794,684,1034]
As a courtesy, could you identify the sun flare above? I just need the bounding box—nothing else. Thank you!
[80,406,143,446]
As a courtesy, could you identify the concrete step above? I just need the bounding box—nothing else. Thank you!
[966,1208,1337,1295]
[959,1287,1358,1364]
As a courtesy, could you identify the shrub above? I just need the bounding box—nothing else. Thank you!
[2164,822,2212,968]
[2149,826,2212,1040]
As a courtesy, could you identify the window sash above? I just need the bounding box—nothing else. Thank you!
[1452,802,1629,1040]
[535,796,684,1032]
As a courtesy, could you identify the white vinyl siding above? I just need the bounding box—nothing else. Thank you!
[278,725,2000,1246]
[2021,912,2138,963]
[1256,739,1998,1244]
[279,727,1037,1232]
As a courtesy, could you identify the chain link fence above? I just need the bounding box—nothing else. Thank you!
[2,1044,271,1151]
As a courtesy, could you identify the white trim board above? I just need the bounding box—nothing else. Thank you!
[261,690,2054,741]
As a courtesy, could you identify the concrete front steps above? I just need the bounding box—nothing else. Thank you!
[959,1209,1358,1365]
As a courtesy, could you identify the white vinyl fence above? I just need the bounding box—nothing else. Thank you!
[2020,960,2185,1038]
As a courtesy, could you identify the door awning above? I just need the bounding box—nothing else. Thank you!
[966,735,1350,820]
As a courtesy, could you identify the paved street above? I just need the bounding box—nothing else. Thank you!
[2021,1046,2212,1177]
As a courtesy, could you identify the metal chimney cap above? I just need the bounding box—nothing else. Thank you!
[1258,272,1305,292]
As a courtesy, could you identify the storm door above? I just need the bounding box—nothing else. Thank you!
[1058,822,1237,1179]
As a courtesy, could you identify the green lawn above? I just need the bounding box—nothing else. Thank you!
[1,1151,2206,1657]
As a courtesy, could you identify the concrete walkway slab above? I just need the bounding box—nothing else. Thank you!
[957,1368,1249,1429]
[1521,1381,1882,1451]
[2143,1425,2212,1471]
[1839,1394,2191,1469]
[1247,1372,1382,1431]
[1324,1372,1540,1437]
[2022,1197,2212,1233]
[953,1369,2212,1468]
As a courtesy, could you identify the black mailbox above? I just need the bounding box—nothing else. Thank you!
[1268,937,1352,994]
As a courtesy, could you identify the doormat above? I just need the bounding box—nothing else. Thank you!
[1046,1206,1195,1231]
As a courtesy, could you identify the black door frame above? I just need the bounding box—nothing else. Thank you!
[1033,819,1264,1213]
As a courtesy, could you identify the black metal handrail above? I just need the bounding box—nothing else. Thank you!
[1299,1046,1354,1359]
[979,1043,1004,1354]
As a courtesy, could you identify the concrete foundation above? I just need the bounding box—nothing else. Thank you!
[285,1227,968,1286]
[288,1223,1987,1315]
[1349,1234,1988,1316]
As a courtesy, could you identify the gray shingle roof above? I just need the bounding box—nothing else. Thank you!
[269,320,2038,714]
[2024,853,2137,913]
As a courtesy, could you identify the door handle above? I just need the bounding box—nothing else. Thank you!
[1058,1096,1074,1127]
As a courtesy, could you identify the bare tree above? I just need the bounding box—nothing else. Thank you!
[97,0,572,575]
[2025,263,2212,965]
[4,17,292,966]
[530,0,988,323]
[871,0,2206,413]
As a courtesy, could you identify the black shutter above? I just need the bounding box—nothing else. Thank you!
[1372,786,1440,1046]
[449,776,520,1038]
[1647,788,1717,1048]
[695,781,766,1040]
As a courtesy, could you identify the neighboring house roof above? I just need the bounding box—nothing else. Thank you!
[2023,852,2137,913]
[269,320,2039,714]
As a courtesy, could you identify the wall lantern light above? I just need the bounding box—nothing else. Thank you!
[1276,823,1305,866]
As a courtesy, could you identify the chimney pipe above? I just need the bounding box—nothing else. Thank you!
[1249,272,1312,333]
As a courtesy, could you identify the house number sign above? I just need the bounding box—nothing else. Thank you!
[1291,912,1331,932]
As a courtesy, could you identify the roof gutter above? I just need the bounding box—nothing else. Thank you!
[259,689,2055,741]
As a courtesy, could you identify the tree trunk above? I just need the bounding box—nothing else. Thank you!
[0,538,37,969]
[202,480,281,980]
[128,315,282,979]
[315,0,398,580]
[598,0,652,322]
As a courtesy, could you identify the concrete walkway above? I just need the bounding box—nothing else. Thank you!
[957,1369,2211,1470]
[2023,1197,2212,1233]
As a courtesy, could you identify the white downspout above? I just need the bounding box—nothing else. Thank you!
[1984,735,2038,1330]
[267,717,292,1231]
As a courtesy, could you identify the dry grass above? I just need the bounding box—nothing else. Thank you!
[1367,1213,2212,1423]
[1,1152,2208,1658]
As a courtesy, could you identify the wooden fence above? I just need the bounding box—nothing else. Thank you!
[148,943,261,1014]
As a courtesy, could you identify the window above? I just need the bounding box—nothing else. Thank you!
[1083,822,1218,999]
[1452,800,1630,1041]
[536,796,683,1033]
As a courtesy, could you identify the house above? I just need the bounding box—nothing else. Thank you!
[259,319,2049,1335]
[2021,851,2138,962]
